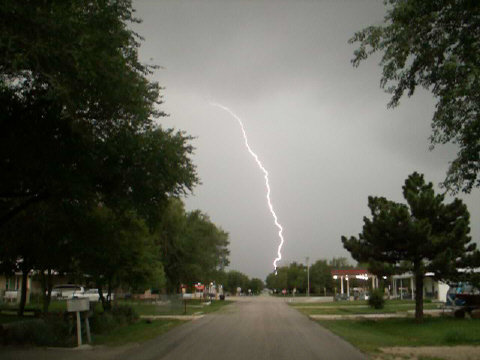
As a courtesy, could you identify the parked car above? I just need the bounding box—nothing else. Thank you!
[50,284,85,299]
[83,289,114,302]
[334,293,350,301]
[357,292,370,301]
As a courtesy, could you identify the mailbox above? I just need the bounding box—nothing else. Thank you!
[67,298,90,312]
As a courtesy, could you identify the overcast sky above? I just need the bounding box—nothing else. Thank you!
[131,0,480,280]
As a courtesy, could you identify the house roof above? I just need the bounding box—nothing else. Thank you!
[331,269,374,276]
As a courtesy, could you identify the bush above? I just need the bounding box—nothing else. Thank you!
[90,305,138,334]
[2,316,73,347]
[89,312,117,333]
[111,305,139,323]
[368,290,385,309]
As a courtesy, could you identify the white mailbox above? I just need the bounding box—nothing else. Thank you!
[67,298,90,312]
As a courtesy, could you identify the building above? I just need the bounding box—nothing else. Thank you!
[331,269,379,298]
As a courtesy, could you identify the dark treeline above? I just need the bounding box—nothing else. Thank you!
[266,257,360,295]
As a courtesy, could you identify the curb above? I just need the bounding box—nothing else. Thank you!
[140,315,204,321]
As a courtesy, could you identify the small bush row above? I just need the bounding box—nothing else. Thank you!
[1,305,138,347]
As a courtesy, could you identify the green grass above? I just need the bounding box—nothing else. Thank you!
[1,299,232,323]
[290,299,438,316]
[316,317,480,354]
[290,299,429,307]
[92,319,185,346]
[296,304,438,316]
[0,313,33,324]
[127,299,233,316]
[290,300,369,307]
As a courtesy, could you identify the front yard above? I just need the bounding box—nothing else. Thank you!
[291,300,480,359]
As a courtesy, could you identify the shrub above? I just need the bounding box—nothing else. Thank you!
[368,290,385,309]
[2,316,73,347]
[90,305,139,334]
[90,312,117,333]
[111,305,139,323]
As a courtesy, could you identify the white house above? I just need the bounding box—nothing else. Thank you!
[391,272,449,302]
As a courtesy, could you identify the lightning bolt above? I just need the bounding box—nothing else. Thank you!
[210,102,284,273]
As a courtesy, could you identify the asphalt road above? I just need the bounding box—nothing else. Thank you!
[0,296,366,360]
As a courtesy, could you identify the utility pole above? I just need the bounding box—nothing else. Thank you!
[306,257,310,298]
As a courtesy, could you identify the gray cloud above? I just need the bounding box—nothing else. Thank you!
[132,0,480,280]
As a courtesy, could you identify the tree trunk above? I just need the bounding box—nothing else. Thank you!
[17,263,29,317]
[98,284,106,311]
[414,270,424,323]
[105,277,112,310]
[41,268,53,314]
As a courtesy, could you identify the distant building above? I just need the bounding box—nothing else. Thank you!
[391,273,449,301]
[331,269,379,298]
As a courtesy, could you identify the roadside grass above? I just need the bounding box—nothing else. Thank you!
[125,299,233,316]
[289,300,369,307]
[294,303,439,316]
[315,317,480,354]
[2,298,232,317]
[289,299,429,307]
[92,319,185,346]
[289,299,438,316]
[1,299,232,346]
[0,313,30,324]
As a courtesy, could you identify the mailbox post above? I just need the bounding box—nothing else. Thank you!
[67,298,90,347]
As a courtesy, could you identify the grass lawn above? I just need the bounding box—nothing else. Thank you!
[290,300,370,307]
[92,319,185,346]
[0,313,33,324]
[290,299,439,316]
[1,299,232,322]
[126,299,233,316]
[290,299,429,307]
[296,304,439,316]
[316,317,480,354]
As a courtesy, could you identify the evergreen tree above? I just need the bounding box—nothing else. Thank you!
[342,172,479,322]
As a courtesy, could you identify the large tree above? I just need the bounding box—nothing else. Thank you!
[350,0,480,193]
[342,172,479,322]
[226,270,250,295]
[75,207,165,311]
[156,199,230,292]
[0,0,199,227]
[0,0,199,314]
[310,259,334,295]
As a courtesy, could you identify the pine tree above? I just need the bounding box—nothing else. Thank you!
[342,172,479,322]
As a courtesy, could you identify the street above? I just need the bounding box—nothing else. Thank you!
[0,296,366,360]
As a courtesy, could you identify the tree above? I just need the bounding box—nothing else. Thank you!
[1,1,200,228]
[0,200,78,316]
[249,278,265,295]
[226,270,249,295]
[328,257,353,270]
[350,0,480,193]
[75,207,165,310]
[156,199,230,292]
[266,264,307,294]
[309,259,334,295]
[342,172,479,322]
[0,0,200,312]
[287,262,307,293]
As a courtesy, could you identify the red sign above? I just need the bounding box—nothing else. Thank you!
[195,284,205,291]
[282,289,287,295]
